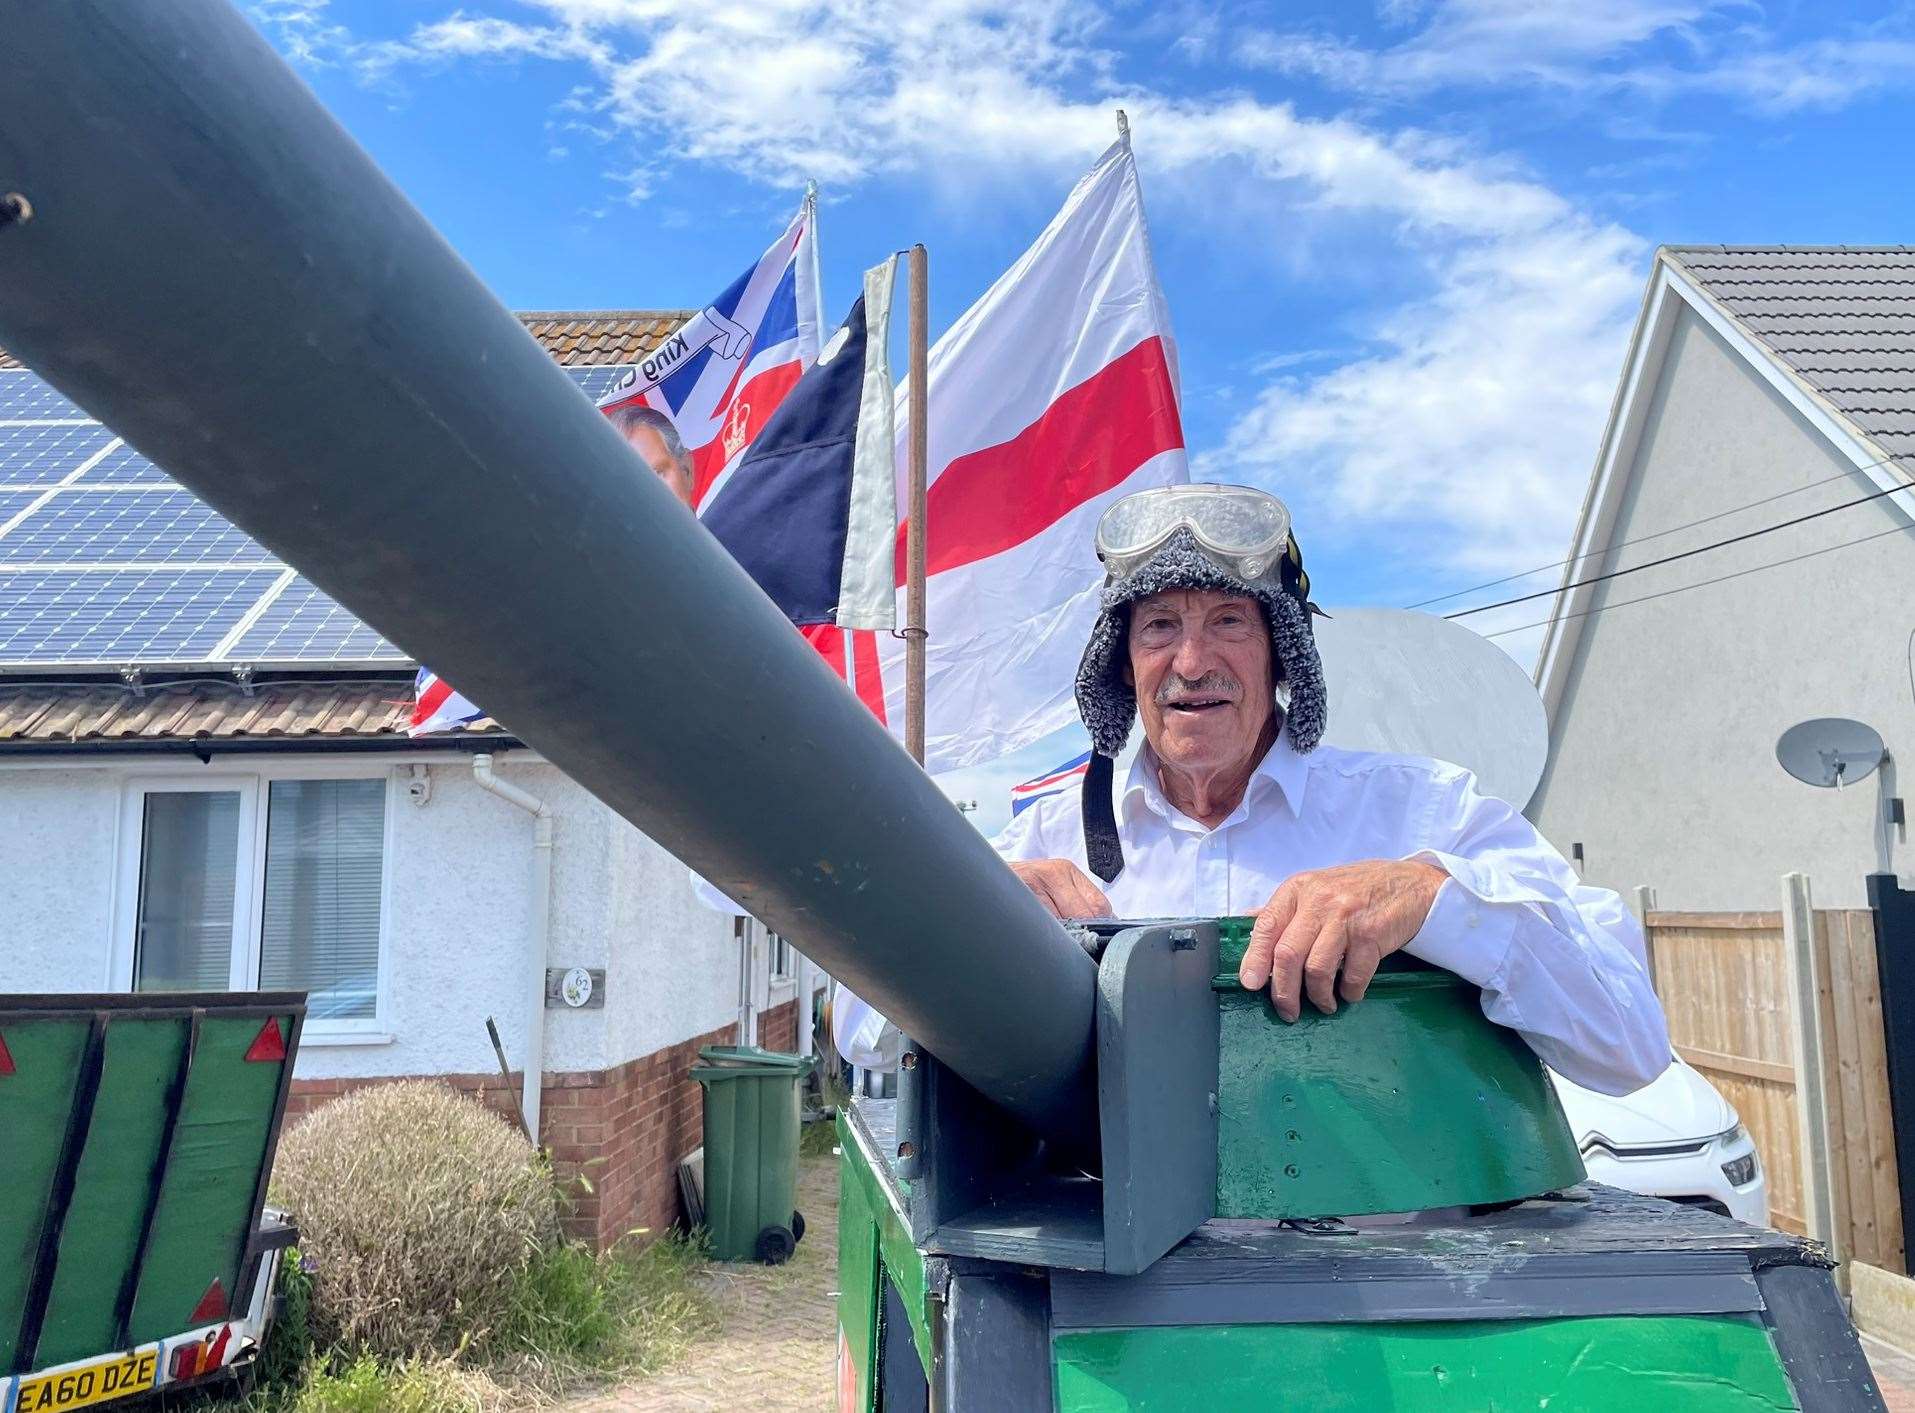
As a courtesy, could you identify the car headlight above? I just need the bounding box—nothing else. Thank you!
[1717,1122,1745,1148]
[1722,1153,1759,1187]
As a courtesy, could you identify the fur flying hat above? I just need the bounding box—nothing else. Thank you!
[1072,521,1327,882]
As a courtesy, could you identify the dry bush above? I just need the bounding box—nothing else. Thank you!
[272,1081,560,1360]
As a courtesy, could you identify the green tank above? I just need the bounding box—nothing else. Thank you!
[834,919,1875,1410]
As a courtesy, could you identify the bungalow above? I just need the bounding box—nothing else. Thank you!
[1528,247,1914,911]
[0,314,826,1248]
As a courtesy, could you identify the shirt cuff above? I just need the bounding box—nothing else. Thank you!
[1400,852,1521,994]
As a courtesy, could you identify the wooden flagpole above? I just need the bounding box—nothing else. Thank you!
[905,244,929,765]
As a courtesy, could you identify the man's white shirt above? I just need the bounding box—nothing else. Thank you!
[839,737,1670,1097]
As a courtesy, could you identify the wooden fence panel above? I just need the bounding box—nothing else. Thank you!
[1642,905,1903,1272]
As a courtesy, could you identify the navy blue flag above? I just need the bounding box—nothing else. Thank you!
[699,270,897,632]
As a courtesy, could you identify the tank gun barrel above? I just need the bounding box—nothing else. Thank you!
[0,0,1096,1142]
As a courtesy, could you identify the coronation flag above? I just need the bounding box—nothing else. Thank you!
[877,136,1189,771]
[595,194,824,509]
[412,196,830,739]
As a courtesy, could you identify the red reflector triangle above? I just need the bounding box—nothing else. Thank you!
[0,1032,13,1077]
[244,1017,286,1064]
[189,1278,227,1323]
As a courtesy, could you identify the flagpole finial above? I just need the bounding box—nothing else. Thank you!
[1115,108,1130,146]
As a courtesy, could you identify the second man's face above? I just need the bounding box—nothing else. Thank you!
[623,422,695,508]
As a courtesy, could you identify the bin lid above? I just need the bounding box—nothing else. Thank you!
[696,1044,813,1073]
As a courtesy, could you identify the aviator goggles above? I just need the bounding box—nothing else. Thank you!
[1094,484,1304,595]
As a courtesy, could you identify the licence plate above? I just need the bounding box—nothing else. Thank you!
[14,1350,158,1413]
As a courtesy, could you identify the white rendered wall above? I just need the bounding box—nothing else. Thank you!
[1530,306,1915,910]
[0,767,121,991]
[0,750,741,1083]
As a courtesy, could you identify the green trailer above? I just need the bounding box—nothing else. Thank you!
[0,993,303,1413]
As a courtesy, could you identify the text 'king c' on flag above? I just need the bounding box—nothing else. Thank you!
[877,136,1189,772]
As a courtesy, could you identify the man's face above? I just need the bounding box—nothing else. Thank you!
[622,421,695,507]
[1126,588,1275,777]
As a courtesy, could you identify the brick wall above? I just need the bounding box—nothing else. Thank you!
[285,999,811,1250]
[758,995,799,1054]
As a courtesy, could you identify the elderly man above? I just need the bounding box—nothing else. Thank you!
[840,483,1669,1098]
[608,402,697,507]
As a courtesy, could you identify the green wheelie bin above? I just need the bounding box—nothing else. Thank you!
[691,1046,815,1264]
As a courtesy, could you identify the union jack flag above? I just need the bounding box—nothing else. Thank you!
[1010,750,1092,815]
[408,667,482,736]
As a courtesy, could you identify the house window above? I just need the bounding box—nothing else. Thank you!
[123,771,390,1029]
[134,790,243,992]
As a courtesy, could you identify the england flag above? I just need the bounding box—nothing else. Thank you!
[878,137,1189,771]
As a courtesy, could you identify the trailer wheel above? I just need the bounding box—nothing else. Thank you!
[792,1209,806,1243]
[756,1224,797,1265]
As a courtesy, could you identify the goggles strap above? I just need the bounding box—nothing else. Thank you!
[1081,751,1124,884]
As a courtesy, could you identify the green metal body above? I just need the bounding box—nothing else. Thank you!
[1213,919,1585,1217]
[1051,1315,1799,1410]
[0,994,302,1376]
[692,1047,812,1263]
[836,1109,932,1410]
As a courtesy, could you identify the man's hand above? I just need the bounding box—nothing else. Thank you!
[1238,860,1448,1022]
[1009,858,1114,921]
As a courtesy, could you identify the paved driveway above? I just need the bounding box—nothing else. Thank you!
[570,1151,840,1412]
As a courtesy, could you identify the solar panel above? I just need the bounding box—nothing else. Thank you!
[0,371,85,421]
[0,491,40,528]
[0,362,644,665]
[72,441,175,486]
[0,568,283,663]
[567,367,630,400]
[0,489,271,566]
[0,425,118,489]
[228,577,405,661]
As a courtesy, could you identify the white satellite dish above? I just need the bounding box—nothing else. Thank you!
[1312,607,1549,808]
[1776,717,1886,790]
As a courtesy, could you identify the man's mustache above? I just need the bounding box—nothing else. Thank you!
[1155,671,1240,704]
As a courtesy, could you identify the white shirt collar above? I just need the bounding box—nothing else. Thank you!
[1122,733,1309,831]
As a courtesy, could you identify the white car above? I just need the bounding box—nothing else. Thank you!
[1550,1058,1770,1226]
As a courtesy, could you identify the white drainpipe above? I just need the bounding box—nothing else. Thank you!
[471,753,554,1146]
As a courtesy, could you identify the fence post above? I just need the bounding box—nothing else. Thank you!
[1633,885,1659,994]
[1870,872,1915,1251]
[1784,872,1839,1263]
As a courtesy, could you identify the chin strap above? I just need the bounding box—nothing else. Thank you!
[1081,751,1124,883]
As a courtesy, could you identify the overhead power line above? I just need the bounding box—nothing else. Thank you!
[1406,463,1886,610]
[1445,475,1915,622]
[1484,520,1915,642]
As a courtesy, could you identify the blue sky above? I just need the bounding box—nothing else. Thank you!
[250,0,1913,831]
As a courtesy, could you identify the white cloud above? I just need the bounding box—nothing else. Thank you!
[1239,0,1713,94]
[250,0,1657,582]
[1236,0,1915,118]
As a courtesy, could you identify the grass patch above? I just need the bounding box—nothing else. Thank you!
[488,1231,717,1388]
[799,1117,839,1160]
[283,1356,486,1413]
[194,1231,716,1412]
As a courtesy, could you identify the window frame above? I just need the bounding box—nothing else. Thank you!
[111,761,398,1043]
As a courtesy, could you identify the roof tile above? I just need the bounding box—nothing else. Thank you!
[0,677,506,747]
[1663,246,1915,469]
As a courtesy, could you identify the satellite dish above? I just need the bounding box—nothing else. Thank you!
[1776,718,1886,789]
[1312,608,1549,808]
